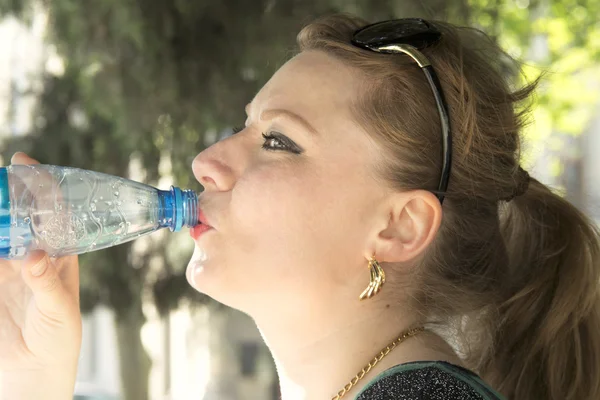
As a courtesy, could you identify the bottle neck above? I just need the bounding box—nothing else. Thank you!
[157,187,198,232]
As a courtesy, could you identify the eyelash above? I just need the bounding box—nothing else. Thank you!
[232,126,302,155]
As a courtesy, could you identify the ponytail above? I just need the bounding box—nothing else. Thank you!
[481,178,600,399]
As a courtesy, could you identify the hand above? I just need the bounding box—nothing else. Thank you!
[0,153,82,398]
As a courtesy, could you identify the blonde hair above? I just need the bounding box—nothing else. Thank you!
[297,13,600,400]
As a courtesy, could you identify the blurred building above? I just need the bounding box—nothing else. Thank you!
[581,100,600,225]
[76,303,275,400]
[0,12,46,140]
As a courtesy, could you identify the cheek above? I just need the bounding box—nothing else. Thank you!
[229,162,365,262]
[230,163,317,235]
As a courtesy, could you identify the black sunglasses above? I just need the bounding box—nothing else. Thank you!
[351,18,452,204]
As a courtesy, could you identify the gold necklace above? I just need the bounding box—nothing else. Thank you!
[331,325,425,400]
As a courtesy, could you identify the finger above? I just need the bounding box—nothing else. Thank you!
[9,151,45,194]
[10,152,40,165]
[20,251,71,317]
[8,154,60,231]
[56,255,80,302]
[0,262,19,283]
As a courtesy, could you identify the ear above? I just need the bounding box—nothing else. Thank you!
[366,190,442,264]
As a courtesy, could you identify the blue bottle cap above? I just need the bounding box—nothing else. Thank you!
[172,186,183,231]
[0,167,11,257]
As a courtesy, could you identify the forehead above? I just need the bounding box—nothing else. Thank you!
[251,51,360,124]
[251,50,383,183]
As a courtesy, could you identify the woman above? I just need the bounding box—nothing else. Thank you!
[1,13,600,400]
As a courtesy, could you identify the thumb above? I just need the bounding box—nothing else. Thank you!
[11,151,40,165]
[20,251,70,317]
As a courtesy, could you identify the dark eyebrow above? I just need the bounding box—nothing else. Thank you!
[245,103,319,137]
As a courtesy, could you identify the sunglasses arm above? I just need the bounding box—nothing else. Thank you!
[376,44,452,203]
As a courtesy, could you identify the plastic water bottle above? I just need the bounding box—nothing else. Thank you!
[0,164,199,260]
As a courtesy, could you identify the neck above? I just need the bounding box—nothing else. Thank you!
[252,295,423,400]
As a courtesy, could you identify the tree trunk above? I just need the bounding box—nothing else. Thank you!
[115,301,152,400]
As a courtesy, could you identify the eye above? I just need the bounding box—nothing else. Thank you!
[261,132,303,154]
[231,126,303,154]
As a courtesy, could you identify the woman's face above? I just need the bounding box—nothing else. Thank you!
[187,50,390,313]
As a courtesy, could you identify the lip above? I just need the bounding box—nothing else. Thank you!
[190,208,214,240]
[190,223,213,240]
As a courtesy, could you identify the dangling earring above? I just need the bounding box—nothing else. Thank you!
[359,255,386,300]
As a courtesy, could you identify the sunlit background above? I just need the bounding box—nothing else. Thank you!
[0,1,598,399]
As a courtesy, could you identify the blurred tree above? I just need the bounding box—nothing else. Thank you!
[0,0,598,399]
[471,0,600,193]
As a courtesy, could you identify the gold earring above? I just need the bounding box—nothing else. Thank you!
[359,255,386,300]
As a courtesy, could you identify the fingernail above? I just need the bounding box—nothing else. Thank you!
[30,257,48,277]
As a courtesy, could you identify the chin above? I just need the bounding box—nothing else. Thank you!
[185,253,219,294]
[184,255,248,311]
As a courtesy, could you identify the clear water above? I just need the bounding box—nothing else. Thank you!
[6,165,163,258]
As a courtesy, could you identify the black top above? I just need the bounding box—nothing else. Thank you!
[354,361,506,400]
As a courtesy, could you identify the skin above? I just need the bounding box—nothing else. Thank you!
[187,50,463,399]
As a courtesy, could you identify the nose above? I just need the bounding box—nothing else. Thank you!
[192,141,237,192]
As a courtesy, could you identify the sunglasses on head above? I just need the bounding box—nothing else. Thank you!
[351,18,452,204]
